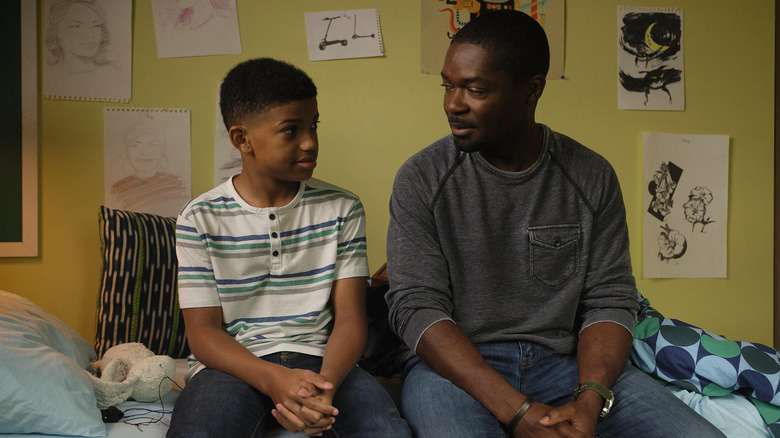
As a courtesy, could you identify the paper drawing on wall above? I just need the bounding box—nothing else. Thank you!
[619,66,682,105]
[213,84,242,186]
[305,9,383,61]
[642,133,729,278]
[43,0,131,102]
[618,12,681,104]
[657,223,687,262]
[104,108,192,217]
[618,6,684,111]
[352,14,376,40]
[647,161,682,221]
[318,16,348,50]
[213,122,241,185]
[683,186,715,232]
[151,0,241,58]
[111,119,188,210]
[420,0,565,77]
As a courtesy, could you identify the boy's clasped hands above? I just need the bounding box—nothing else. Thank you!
[269,367,339,436]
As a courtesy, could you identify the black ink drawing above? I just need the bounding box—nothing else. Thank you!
[352,14,375,40]
[619,11,682,105]
[620,66,681,105]
[647,161,682,221]
[683,186,715,232]
[319,16,348,50]
[45,0,115,73]
[657,223,687,262]
[111,118,189,212]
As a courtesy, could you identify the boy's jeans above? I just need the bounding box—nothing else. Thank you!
[168,352,410,438]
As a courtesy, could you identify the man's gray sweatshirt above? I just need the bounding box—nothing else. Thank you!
[386,124,639,358]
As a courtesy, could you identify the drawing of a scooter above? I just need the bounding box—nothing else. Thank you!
[319,16,347,50]
[352,14,375,39]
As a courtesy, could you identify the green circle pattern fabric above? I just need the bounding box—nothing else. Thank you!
[631,294,780,436]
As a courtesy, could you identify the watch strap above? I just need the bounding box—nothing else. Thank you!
[573,381,614,417]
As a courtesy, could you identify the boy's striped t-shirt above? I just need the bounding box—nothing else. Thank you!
[175,177,369,375]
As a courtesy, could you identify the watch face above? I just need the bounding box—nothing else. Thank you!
[574,383,614,418]
[600,393,614,417]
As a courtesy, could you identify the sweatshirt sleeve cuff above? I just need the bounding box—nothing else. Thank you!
[402,308,454,355]
[578,308,636,337]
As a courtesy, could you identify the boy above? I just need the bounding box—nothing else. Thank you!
[168,58,410,437]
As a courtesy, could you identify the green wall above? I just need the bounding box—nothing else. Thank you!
[0,0,774,347]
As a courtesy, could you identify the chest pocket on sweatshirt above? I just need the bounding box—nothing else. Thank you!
[528,224,580,289]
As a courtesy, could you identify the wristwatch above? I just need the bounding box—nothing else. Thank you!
[573,381,614,418]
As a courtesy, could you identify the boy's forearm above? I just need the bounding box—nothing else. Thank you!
[319,314,366,391]
[319,276,369,391]
[186,321,284,394]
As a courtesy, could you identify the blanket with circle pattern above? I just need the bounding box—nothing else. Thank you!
[631,294,780,436]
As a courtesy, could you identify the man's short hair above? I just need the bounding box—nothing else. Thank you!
[451,10,550,81]
[219,58,317,130]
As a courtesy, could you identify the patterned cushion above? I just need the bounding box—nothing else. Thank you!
[632,293,780,433]
[95,206,189,358]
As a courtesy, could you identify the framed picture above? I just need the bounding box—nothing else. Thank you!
[0,1,38,257]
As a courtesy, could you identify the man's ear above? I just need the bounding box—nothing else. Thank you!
[228,126,250,152]
[527,74,546,105]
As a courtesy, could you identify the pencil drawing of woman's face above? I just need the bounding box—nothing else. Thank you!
[45,0,113,70]
[58,3,104,60]
[125,131,165,178]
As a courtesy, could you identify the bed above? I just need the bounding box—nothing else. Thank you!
[0,206,777,437]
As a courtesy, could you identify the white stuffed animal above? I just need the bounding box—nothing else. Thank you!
[87,342,176,407]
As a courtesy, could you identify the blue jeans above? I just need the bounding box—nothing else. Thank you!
[402,342,726,438]
[167,352,410,438]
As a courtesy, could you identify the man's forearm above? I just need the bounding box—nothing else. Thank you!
[574,321,633,417]
[577,321,632,384]
[415,320,528,425]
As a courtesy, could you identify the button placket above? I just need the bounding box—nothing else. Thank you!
[268,212,282,270]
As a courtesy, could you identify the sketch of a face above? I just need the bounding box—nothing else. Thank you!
[58,4,103,59]
[124,121,167,179]
[45,0,112,71]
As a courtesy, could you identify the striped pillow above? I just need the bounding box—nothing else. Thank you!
[95,206,189,358]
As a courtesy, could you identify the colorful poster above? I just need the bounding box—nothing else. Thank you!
[43,0,132,102]
[618,6,684,111]
[305,9,384,62]
[420,0,565,77]
[642,133,729,278]
[151,0,242,58]
[104,108,192,217]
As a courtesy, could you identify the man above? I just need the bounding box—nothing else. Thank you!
[385,11,724,438]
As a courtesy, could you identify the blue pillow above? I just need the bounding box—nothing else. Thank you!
[0,290,106,436]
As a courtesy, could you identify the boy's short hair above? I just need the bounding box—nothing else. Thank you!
[451,10,549,82]
[219,58,317,130]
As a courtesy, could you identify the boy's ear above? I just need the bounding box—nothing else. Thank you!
[228,126,250,152]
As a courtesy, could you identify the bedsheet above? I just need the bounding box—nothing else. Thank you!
[0,388,296,438]
[668,385,773,437]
